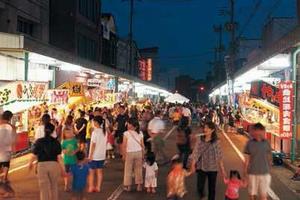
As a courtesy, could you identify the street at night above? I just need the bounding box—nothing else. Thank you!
[1,0,300,200]
[4,125,300,200]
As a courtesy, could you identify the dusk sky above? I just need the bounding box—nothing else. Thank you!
[102,0,296,79]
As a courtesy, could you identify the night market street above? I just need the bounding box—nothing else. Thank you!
[6,124,300,200]
[2,1,300,200]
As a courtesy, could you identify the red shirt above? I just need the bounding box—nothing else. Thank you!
[224,178,243,199]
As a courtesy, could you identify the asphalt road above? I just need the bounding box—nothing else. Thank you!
[6,125,300,200]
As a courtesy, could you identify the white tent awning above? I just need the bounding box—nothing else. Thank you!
[164,93,190,104]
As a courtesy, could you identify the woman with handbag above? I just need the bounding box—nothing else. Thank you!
[190,121,226,200]
[123,118,145,192]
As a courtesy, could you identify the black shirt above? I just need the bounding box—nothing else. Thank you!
[116,114,128,133]
[75,117,88,135]
[33,136,62,162]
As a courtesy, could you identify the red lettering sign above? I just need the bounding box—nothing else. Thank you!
[279,81,293,139]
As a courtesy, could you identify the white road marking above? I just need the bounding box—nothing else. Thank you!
[107,185,123,200]
[222,130,280,200]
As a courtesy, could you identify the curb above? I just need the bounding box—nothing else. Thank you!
[283,159,298,173]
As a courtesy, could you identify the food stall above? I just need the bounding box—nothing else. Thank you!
[0,81,48,152]
[57,81,89,112]
[237,80,292,152]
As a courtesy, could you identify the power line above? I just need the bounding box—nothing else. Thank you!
[238,0,263,38]
[147,51,215,61]
[265,0,282,20]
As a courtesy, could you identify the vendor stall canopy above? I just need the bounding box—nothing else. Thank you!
[209,53,291,97]
[164,92,190,104]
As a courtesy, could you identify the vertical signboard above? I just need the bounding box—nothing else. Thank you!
[139,58,153,81]
[139,59,146,81]
[146,58,152,81]
[279,81,293,139]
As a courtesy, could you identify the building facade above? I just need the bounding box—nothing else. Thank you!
[101,13,117,68]
[139,47,159,83]
[0,0,49,42]
[49,0,102,62]
[116,38,140,76]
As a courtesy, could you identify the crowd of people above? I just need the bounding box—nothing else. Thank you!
[0,102,276,200]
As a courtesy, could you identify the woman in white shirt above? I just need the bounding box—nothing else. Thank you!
[88,116,107,193]
[34,114,57,142]
[123,118,145,192]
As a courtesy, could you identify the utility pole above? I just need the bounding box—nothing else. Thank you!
[129,0,134,75]
[224,0,237,106]
[213,24,224,83]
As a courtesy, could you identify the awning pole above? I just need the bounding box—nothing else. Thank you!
[291,47,300,163]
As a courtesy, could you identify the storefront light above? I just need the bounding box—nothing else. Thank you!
[29,53,57,65]
[235,67,270,84]
[59,63,82,72]
[257,54,291,70]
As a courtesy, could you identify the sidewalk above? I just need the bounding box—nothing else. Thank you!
[272,166,300,196]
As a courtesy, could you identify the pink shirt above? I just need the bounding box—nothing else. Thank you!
[224,178,243,199]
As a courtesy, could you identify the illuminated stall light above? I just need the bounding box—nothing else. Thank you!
[59,63,83,72]
[29,52,57,65]
[257,54,291,70]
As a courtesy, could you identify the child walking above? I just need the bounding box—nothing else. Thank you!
[224,170,247,200]
[61,128,78,191]
[88,116,107,193]
[70,151,90,200]
[106,126,115,159]
[144,152,158,193]
[167,155,192,200]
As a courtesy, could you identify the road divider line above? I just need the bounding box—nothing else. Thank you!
[222,131,245,162]
[222,130,280,200]
[107,184,123,200]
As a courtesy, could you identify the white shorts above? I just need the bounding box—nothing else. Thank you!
[248,174,271,196]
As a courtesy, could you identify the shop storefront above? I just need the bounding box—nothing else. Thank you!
[209,53,293,154]
[0,81,48,152]
[0,32,171,155]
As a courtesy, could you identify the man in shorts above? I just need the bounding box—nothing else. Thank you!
[244,123,272,200]
[0,111,16,183]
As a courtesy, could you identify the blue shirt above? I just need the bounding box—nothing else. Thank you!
[70,163,90,191]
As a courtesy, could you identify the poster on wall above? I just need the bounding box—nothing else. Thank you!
[279,81,293,139]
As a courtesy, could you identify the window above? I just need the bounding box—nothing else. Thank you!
[77,33,97,61]
[17,17,34,36]
[78,0,97,22]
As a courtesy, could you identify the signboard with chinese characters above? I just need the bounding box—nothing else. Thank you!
[58,82,84,97]
[138,58,153,81]
[146,58,152,81]
[279,81,293,139]
[250,81,280,107]
[87,79,102,87]
[0,81,48,106]
[47,89,69,105]
[139,59,147,81]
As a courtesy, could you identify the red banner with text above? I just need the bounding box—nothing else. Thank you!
[279,81,293,139]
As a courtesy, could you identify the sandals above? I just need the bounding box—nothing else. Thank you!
[136,185,143,192]
[123,186,132,192]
